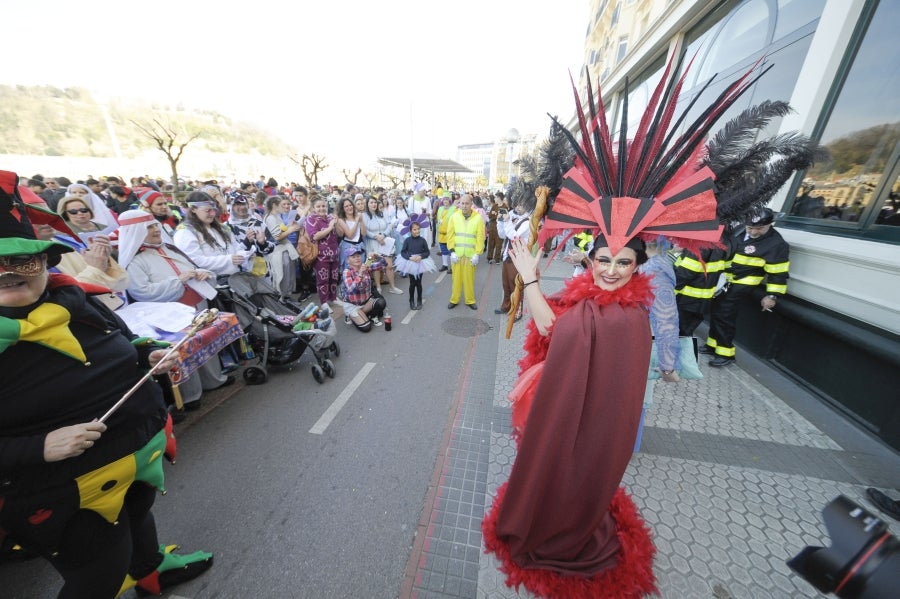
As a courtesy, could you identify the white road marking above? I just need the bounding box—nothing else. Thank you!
[401,309,417,325]
[435,271,448,284]
[309,362,376,434]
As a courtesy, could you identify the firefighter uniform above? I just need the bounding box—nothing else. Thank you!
[707,226,790,361]
[674,247,727,336]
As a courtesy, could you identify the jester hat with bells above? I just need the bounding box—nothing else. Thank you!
[539,52,774,256]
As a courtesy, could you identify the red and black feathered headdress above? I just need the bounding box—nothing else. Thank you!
[540,53,771,255]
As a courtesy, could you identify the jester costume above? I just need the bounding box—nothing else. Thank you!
[0,170,212,598]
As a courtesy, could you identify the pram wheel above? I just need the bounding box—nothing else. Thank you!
[311,364,325,384]
[330,341,341,357]
[322,359,336,378]
[243,366,268,385]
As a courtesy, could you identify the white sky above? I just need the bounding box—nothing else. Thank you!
[5,1,588,168]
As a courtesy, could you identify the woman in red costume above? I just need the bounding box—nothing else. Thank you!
[482,234,658,599]
[481,45,776,596]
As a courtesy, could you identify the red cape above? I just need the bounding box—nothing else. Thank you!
[484,273,657,598]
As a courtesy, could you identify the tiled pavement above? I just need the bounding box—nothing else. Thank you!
[408,259,900,599]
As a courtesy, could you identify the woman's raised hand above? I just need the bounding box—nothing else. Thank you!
[508,237,539,282]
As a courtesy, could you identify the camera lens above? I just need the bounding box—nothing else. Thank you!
[788,495,899,599]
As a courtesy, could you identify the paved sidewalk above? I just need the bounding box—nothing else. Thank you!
[409,258,900,599]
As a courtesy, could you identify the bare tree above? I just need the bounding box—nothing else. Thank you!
[384,173,404,189]
[131,117,200,192]
[342,167,362,187]
[363,171,377,189]
[292,153,328,188]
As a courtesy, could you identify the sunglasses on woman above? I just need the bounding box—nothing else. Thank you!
[66,208,91,215]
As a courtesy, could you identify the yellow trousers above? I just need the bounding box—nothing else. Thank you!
[450,257,477,305]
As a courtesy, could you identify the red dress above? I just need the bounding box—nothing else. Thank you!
[483,272,658,599]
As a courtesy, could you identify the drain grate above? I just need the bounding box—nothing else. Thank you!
[442,317,492,338]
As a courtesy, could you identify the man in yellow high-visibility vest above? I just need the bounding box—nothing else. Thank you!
[447,194,485,310]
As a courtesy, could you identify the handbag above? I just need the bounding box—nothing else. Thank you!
[648,336,703,380]
[249,255,268,277]
[296,228,318,267]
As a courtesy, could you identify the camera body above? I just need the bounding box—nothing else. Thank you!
[788,495,898,599]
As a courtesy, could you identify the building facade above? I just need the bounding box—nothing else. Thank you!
[582,0,900,449]
[456,130,539,190]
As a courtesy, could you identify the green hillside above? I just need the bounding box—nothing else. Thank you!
[0,85,292,158]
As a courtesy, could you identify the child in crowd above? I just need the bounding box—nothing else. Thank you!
[395,221,435,310]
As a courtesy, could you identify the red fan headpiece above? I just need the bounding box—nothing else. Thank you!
[540,52,770,256]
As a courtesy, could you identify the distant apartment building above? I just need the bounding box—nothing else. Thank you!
[456,129,539,190]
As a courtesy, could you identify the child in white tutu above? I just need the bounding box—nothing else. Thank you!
[395,219,435,310]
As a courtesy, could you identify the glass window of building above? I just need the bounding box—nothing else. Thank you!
[785,0,900,239]
[695,0,770,84]
[774,0,825,41]
[674,0,823,141]
[616,37,628,64]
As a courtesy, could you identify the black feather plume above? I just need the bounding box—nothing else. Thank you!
[715,142,826,222]
[536,120,575,208]
[507,121,574,214]
[713,133,815,190]
[705,102,827,222]
[704,100,793,173]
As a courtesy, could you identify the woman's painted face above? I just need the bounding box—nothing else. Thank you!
[64,200,92,225]
[0,253,49,307]
[149,197,169,217]
[590,246,638,291]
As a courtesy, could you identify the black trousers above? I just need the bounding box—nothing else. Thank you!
[707,285,753,358]
[676,296,707,337]
[408,274,422,303]
[297,261,317,294]
[48,482,162,599]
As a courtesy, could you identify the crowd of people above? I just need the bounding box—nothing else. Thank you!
[20,170,524,342]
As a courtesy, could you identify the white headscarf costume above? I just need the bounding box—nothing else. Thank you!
[116,209,158,269]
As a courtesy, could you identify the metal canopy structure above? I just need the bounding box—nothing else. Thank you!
[377,156,472,174]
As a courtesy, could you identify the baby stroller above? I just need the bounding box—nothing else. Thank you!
[215,272,340,385]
